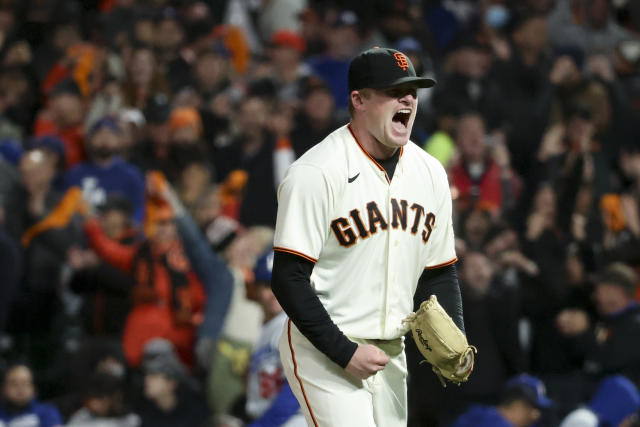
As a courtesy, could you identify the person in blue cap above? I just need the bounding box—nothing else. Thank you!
[244,249,306,427]
[450,373,552,427]
[63,116,145,223]
[560,375,640,427]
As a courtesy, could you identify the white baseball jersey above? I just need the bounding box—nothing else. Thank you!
[246,311,306,426]
[274,124,457,341]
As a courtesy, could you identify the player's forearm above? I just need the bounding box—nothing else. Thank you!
[272,251,358,368]
[415,264,465,333]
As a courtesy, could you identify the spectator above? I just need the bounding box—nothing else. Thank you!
[33,79,85,169]
[557,263,640,387]
[84,174,233,369]
[121,46,170,110]
[0,223,21,334]
[450,112,520,217]
[0,362,63,427]
[289,77,339,158]
[194,185,241,254]
[243,249,305,426]
[450,374,552,427]
[267,30,310,102]
[136,340,209,427]
[64,117,145,223]
[560,375,640,427]
[68,196,138,338]
[4,148,84,341]
[214,93,280,227]
[66,372,140,427]
[547,0,631,54]
[306,10,361,110]
[432,36,502,129]
[458,253,525,405]
[130,95,172,175]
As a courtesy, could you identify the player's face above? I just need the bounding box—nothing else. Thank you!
[361,83,419,149]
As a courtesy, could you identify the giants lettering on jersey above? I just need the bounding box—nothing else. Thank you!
[330,198,436,247]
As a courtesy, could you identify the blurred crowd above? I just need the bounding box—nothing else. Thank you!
[0,0,639,426]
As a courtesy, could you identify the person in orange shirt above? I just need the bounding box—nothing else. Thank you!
[84,177,233,369]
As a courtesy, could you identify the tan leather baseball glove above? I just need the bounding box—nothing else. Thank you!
[403,295,477,387]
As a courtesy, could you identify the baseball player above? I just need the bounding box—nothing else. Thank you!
[246,249,307,427]
[271,47,466,426]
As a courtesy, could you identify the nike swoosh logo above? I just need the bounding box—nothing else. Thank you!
[348,173,360,183]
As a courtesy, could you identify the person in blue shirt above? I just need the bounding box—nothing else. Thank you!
[450,374,552,427]
[0,362,63,427]
[64,117,145,223]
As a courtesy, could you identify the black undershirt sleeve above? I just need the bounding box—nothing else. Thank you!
[271,250,358,368]
[414,264,465,333]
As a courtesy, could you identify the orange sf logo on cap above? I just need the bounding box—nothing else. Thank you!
[394,52,409,71]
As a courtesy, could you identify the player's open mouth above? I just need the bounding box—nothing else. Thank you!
[392,109,411,131]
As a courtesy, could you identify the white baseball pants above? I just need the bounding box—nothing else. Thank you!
[279,320,408,427]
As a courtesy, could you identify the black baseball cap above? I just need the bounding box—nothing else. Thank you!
[348,47,436,92]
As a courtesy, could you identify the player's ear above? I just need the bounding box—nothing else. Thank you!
[350,90,366,112]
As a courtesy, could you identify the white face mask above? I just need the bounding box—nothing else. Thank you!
[468,162,485,180]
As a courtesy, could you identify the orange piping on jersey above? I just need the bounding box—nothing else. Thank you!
[273,247,318,263]
[425,257,458,270]
[347,123,404,185]
[288,319,319,427]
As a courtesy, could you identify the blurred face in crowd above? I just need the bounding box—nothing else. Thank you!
[195,52,228,90]
[153,217,178,248]
[237,97,269,136]
[456,114,486,163]
[533,185,556,215]
[20,150,56,195]
[256,282,283,321]
[594,282,631,316]
[463,209,492,248]
[100,209,130,239]
[461,252,494,296]
[513,16,548,56]
[51,92,84,128]
[89,127,121,162]
[501,400,541,427]
[129,48,156,87]
[565,114,593,145]
[304,88,334,124]
[352,83,419,152]
[144,373,176,401]
[2,365,35,407]
[270,45,300,69]
[452,47,491,79]
[53,23,81,52]
[155,18,184,52]
[134,18,155,45]
[326,25,360,60]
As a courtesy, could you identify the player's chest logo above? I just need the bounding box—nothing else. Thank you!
[330,198,435,247]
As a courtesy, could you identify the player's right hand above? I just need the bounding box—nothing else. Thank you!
[345,344,390,379]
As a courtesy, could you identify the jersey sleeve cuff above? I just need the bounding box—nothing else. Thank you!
[424,257,458,270]
[273,246,318,264]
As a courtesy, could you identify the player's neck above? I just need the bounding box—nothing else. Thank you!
[349,121,398,159]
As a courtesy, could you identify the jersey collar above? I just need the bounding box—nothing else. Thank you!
[347,123,404,185]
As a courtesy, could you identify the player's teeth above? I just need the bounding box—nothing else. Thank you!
[399,109,411,114]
